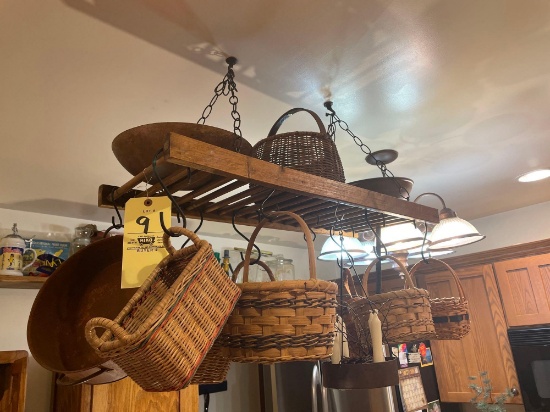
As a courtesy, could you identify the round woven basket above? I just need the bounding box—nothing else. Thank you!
[408,258,470,340]
[349,255,436,347]
[220,211,338,364]
[252,108,345,182]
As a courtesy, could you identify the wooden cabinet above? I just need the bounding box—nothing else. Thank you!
[418,264,522,404]
[0,350,28,412]
[494,253,550,327]
[51,377,198,412]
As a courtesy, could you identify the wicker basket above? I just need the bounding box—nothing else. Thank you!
[220,211,338,363]
[252,108,346,182]
[408,258,470,340]
[85,227,241,391]
[349,255,436,346]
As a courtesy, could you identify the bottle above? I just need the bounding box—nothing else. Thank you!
[222,250,230,274]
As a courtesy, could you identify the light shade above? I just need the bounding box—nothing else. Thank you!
[429,215,485,250]
[380,223,425,252]
[408,247,455,259]
[318,236,368,261]
[413,193,485,251]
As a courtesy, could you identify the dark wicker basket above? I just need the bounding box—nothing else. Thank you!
[252,108,346,182]
[349,255,436,346]
[409,258,470,340]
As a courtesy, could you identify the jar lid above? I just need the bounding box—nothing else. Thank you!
[1,224,26,246]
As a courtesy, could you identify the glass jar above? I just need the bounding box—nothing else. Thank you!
[70,225,93,255]
[281,258,295,280]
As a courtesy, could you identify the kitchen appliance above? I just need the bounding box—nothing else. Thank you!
[261,361,399,412]
[508,327,550,411]
[260,341,440,412]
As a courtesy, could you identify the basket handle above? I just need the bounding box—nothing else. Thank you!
[267,108,327,137]
[342,268,362,297]
[162,226,203,254]
[85,317,133,352]
[408,258,467,301]
[242,211,317,282]
[231,260,276,282]
[361,255,415,295]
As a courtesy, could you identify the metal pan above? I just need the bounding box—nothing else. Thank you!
[27,235,136,385]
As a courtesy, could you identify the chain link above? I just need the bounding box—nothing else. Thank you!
[197,57,243,152]
[326,105,410,201]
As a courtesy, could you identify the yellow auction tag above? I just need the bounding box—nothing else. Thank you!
[121,196,171,288]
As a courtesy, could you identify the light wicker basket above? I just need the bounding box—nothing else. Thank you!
[85,227,241,391]
[252,108,346,183]
[349,255,436,347]
[408,258,470,340]
[220,211,338,364]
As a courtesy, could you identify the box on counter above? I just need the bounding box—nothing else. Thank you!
[24,239,71,277]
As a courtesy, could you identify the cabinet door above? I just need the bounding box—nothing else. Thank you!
[52,376,198,412]
[419,264,522,404]
[493,253,550,327]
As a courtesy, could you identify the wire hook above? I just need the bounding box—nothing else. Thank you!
[364,210,388,257]
[153,148,187,236]
[103,189,124,238]
[233,208,261,265]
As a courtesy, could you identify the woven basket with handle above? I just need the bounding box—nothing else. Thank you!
[408,258,470,340]
[252,108,346,182]
[349,255,436,347]
[220,211,338,363]
[85,227,241,391]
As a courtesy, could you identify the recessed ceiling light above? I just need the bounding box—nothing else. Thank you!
[517,169,550,183]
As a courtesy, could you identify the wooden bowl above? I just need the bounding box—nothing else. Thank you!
[27,236,136,384]
[349,177,413,199]
[112,122,253,189]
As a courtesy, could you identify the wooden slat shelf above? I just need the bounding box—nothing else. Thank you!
[0,275,46,289]
[99,133,439,234]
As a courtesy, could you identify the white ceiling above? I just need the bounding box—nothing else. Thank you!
[1,0,550,231]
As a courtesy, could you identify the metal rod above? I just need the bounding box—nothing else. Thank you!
[375,225,382,294]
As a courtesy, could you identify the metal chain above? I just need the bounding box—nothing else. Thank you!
[197,57,243,152]
[325,102,410,201]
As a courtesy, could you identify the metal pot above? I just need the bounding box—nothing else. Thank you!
[27,235,136,385]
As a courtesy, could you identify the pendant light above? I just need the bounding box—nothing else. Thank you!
[317,235,369,261]
[380,222,425,252]
[414,193,485,250]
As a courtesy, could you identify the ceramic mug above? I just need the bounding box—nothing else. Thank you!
[0,241,37,276]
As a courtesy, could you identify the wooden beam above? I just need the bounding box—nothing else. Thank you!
[165,133,439,223]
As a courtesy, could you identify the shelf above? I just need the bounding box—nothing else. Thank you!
[0,275,47,289]
[99,133,439,234]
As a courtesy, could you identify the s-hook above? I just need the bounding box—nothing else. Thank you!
[103,188,124,238]
[232,208,261,266]
[153,148,187,237]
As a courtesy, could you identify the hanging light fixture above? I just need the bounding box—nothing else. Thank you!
[317,235,369,261]
[414,192,485,250]
[380,222,425,252]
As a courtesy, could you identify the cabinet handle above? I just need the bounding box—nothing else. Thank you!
[511,388,520,397]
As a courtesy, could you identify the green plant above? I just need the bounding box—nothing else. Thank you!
[468,371,514,411]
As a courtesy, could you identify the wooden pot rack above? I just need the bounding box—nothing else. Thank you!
[98,133,439,235]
